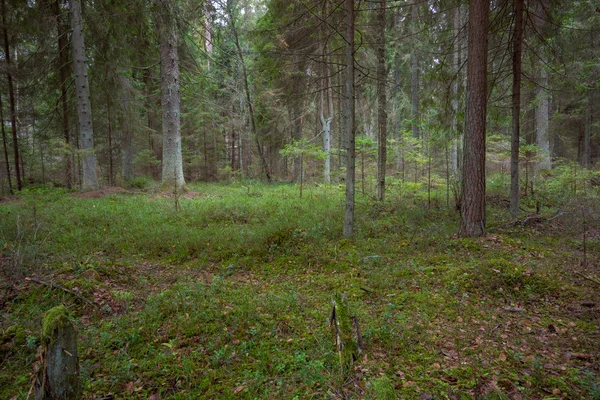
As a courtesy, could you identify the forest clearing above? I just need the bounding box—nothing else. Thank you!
[1,182,599,399]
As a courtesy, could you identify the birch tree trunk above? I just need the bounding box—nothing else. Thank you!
[460,0,489,238]
[158,0,185,188]
[535,66,551,170]
[375,0,387,201]
[343,0,356,238]
[70,0,99,190]
[510,0,523,219]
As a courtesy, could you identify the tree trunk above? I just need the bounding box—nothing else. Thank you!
[2,0,21,191]
[460,0,489,238]
[293,96,302,182]
[410,3,419,140]
[158,0,185,188]
[536,66,551,170]
[343,0,356,238]
[227,0,271,182]
[54,0,72,189]
[375,0,387,201]
[510,0,523,219]
[0,95,12,193]
[583,94,592,168]
[70,0,99,190]
[120,76,133,182]
[450,5,460,175]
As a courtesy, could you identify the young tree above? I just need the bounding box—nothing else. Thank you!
[70,0,99,190]
[510,0,523,218]
[157,0,185,188]
[460,0,489,238]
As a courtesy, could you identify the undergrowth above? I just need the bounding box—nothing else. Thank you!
[0,182,598,399]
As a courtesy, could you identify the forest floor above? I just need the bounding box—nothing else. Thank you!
[0,182,599,399]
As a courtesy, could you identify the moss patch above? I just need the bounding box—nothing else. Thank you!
[42,306,71,343]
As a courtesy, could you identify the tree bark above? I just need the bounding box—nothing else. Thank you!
[0,95,12,193]
[54,0,72,189]
[450,4,460,176]
[2,0,21,191]
[375,0,387,201]
[343,0,355,238]
[120,76,133,182]
[410,3,419,140]
[536,65,551,170]
[460,0,489,238]
[70,0,99,190]
[510,0,523,219]
[158,0,185,188]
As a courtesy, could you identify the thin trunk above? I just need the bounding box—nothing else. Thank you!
[510,0,523,219]
[460,0,489,238]
[410,3,419,140]
[0,95,12,193]
[120,76,133,182]
[55,0,72,189]
[320,84,332,184]
[343,0,356,238]
[536,66,550,170]
[227,3,271,181]
[231,105,236,171]
[158,0,185,188]
[293,98,302,182]
[583,94,591,168]
[106,93,114,186]
[450,5,460,175]
[70,0,98,190]
[375,0,387,201]
[2,0,21,190]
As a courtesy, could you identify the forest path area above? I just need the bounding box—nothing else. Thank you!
[1,184,599,399]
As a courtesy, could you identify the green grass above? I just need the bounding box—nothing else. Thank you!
[1,182,598,399]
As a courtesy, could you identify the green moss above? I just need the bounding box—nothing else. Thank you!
[42,306,71,343]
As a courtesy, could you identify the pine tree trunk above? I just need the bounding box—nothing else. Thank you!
[158,0,185,188]
[343,0,356,238]
[2,0,21,191]
[460,0,489,238]
[70,0,99,190]
[510,0,523,219]
[375,0,387,201]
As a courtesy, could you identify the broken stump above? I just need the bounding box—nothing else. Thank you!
[35,305,80,400]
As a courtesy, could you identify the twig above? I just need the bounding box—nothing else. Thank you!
[574,271,600,287]
[25,276,100,308]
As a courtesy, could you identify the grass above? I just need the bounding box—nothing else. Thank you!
[0,181,599,399]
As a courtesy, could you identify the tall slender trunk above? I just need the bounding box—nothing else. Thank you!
[158,0,185,188]
[510,0,523,219]
[2,0,21,190]
[536,66,550,170]
[410,3,419,140]
[375,0,387,201]
[0,95,12,193]
[583,94,592,168]
[106,91,114,186]
[320,71,332,183]
[120,76,133,181]
[55,0,72,189]
[460,0,489,238]
[343,0,356,238]
[293,96,302,182]
[70,0,99,190]
[227,2,270,181]
[450,5,460,175]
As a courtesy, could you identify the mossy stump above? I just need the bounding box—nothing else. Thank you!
[35,306,80,400]
[329,293,362,372]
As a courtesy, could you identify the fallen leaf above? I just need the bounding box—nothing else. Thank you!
[233,385,246,394]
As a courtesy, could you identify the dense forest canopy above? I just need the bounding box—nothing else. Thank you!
[0,0,598,236]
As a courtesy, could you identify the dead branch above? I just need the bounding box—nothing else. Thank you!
[574,271,600,287]
[25,276,100,308]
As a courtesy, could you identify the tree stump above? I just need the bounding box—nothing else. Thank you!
[35,305,80,400]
